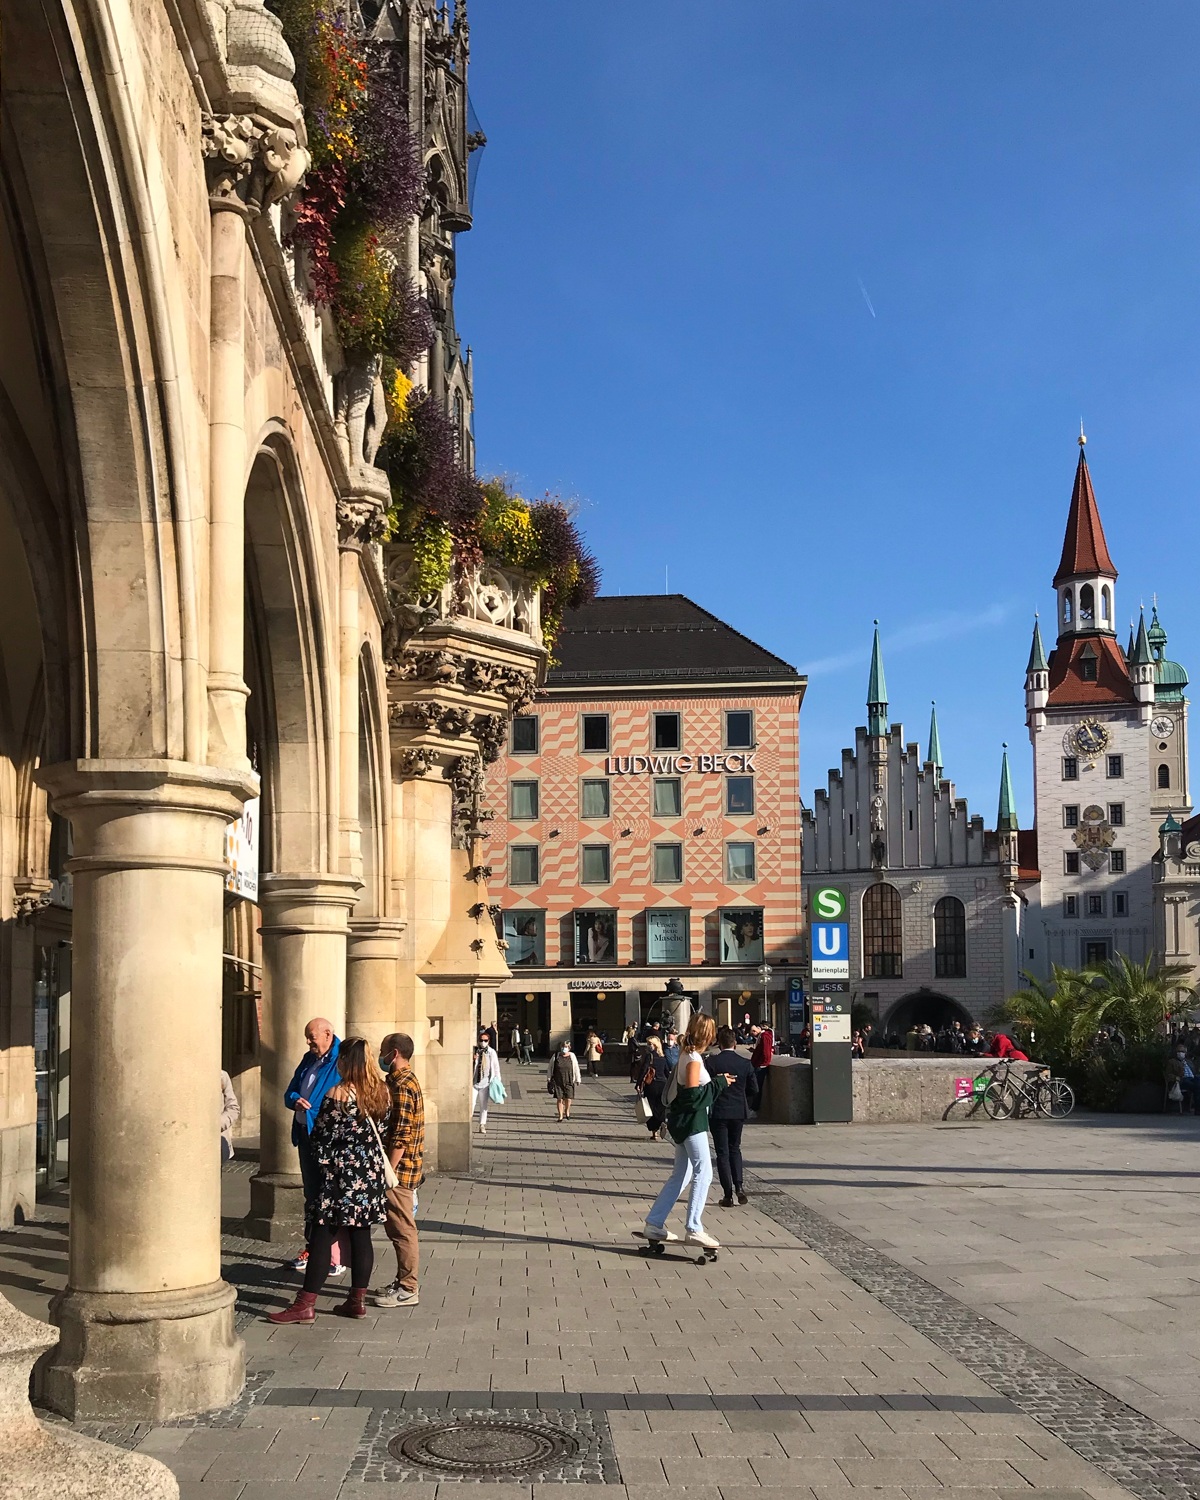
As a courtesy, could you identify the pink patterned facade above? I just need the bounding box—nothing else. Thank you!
[478,596,806,1050]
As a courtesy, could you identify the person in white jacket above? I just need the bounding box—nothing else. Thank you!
[220,1070,240,1160]
[471,1030,501,1135]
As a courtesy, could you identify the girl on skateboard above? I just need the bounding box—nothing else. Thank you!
[641,1015,734,1252]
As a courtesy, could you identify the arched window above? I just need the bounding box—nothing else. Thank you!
[863,882,902,978]
[1158,763,1171,789]
[1079,584,1095,624]
[934,896,967,978]
[1062,590,1073,627]
[1100,586,1111,623]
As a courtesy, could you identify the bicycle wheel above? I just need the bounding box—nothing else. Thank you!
[1036,1078,1075,1118]
[982,1081,1016,1119]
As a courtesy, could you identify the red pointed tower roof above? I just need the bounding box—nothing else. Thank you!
[1053,440,1117,585]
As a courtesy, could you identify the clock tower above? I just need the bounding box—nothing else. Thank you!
[1025,434,1189,974]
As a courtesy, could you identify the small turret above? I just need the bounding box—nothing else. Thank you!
[1025,617,1048,736]
[927,700,943,778]
[997,743,1019,889]
[1130,609,1155,722]
[867,622,888,738]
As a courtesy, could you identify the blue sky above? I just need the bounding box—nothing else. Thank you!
[457,1,1200,826]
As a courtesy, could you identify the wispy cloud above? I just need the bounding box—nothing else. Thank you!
[805,602,1014,677]
[857,276,877,318]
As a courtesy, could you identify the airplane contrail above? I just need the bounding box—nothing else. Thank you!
[857,277,877,318]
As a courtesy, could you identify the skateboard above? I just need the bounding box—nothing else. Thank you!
[633,1231,718,1266]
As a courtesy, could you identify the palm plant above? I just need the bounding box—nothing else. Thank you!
[1074,954,1195,1046]
[1002,965,1095,1062]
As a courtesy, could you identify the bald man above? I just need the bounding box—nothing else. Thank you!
[284,1016,343,1272]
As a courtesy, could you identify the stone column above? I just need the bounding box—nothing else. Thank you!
[347,917,407,1055]
[35,760,254,1422]
[246,873,361,1242]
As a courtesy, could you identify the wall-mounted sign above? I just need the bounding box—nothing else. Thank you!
[224,797,260,902]
[605,753,756,776]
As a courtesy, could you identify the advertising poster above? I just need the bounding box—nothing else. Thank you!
[647,909,689,965]
[503,911,545,966]
[575,910,617,965]
[224,796,260,902]
[719,908,764,963]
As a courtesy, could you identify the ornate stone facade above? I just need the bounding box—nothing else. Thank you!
[0,0,539,1426]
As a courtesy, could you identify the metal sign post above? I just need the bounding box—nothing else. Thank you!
[808,883,852,1123]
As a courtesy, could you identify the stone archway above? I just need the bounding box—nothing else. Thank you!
[883,987,975,1038]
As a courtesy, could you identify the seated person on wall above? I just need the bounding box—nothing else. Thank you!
[985,1031,1029,1062]
[1165,1045,1199,1113]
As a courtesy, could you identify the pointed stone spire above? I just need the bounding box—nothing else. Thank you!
[1131,610,1153,667]
[997,743,1019,834]
[1026,618,1047,673]
[1054,437,1117,586]
[867,622,888,737]
[1126,622,1136,660]
[927,701,943,774]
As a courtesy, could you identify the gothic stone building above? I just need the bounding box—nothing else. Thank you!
[803,630,1024,1035]
[0,0,549,1425]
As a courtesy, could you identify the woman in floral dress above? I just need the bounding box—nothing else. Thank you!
[269,1037,391,1323]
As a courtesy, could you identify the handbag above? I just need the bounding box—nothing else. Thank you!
[488,1075,507,1104]
[354,1087,400,1190]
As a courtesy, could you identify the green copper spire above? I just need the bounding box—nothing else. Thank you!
[927,701,943,774]
[867,622,888,737]
[997,743,1019,835]
[1148,601,1167,660]
[1026,618,1047,674]
[1131,610,1153,667]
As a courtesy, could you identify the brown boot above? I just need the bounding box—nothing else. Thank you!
[268,1290,317,1325]
[333,1287,368,1319]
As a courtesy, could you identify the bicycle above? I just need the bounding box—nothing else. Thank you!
[980,1059,1075,1120]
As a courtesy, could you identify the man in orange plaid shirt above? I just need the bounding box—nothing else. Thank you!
[373,1032,424,1308]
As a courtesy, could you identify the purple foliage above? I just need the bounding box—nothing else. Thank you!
[383,390,483,530]
[530,499,600,604]
[358,44,424,233]
[382,273,435,363]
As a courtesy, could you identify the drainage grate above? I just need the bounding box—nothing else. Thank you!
[389,1417,580,1476]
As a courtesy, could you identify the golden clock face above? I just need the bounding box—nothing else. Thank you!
[1064,718,1110,757]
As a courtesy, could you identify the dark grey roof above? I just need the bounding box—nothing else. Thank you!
[547,595,802,688]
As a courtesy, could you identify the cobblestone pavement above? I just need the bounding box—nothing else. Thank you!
[1,1077,1196,1498]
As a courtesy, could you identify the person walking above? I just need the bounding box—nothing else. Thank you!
[642,1015,732,1251]
[707,1025,759,1207]
[548,1039,581,1120]
[269,1038,391,1324]
[750,1022,774,1103]
[642,1034,669,1140]
[220,1069,240,1162]
[521,1026,534,1066]
[374,1032,424,1309]
[509,1022,523,1063]
[283,1017,346,1277]
[663,1029,680,1069]
[584,1029,603,1078]
[472,1030,501,1135]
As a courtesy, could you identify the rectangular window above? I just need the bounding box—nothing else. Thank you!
[1064,805,1080,828]
[1109,803,1124,827]
[719,907,764,963]
[510,845,539,886]
[726,841,756,882]
[1065,852,1080,875]
[647,908,689,964]
[574,909,616,965]
[1085,940,1109,965]
[1064,894,1078,918]
[653,777,682,817]
[581,714,609,753]
[1087,893,1105,917]
[581,844,611,885]
[581,778,610,819]
[502,910,545,965]
[1107,754,1124,779]
[653,842,683,884]
[1113,891,1128,918]
[1062,757,1079,781]
[509,780,539,821]
[1110,849,1125,874]
[725,710,754,749]
[511,716,538,755]
[653,712,681,750]
[726,776,755,815]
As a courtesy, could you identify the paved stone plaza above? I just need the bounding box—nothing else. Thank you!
[3,1079,1200,1499]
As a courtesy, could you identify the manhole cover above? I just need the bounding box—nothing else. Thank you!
[388,1418,580,1475]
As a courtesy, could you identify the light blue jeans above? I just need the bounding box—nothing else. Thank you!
[646,1132,712,1236]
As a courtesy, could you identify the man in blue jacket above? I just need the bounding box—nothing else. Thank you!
[284,1017,343,1273]
[707,1025,760,1208]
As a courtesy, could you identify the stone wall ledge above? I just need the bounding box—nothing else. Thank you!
[761,1054,1045,1125]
